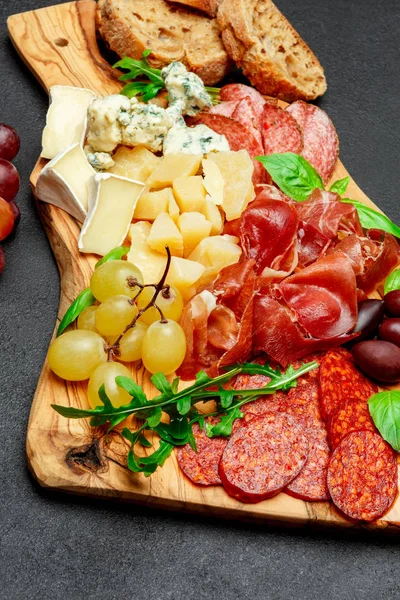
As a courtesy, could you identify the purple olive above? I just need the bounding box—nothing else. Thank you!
[345,299,384,348]
[352,340,400,383]
[384,290,400,317]
[378,319,400,348]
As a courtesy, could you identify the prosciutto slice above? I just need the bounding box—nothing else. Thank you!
[276,253,358,339]
[295,190,362,239]
[297,220,331,267]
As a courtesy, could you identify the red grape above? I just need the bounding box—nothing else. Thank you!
[0,124,20,161]
[0,159,19,202]
[0,246,4,274]
[0,197,15,241]
[9,200,20,228]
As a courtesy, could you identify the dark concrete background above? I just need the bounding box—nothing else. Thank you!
[1,0,400,598]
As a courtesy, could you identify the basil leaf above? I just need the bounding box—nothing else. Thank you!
[368,391,400,451]
[329,176,350,195]
[341,198,400,238]
[56,287,95,337]
[385,268,400,295]
[256,152,324,201]
[95,246,129,269]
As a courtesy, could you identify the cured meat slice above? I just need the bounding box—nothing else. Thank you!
[286,101,339,183]
[208,100,240,118]
[282,378,323,429]
[285,427,330,501]
[253,295,358,368]
[254,184,290,203]
[318,348,378,421]
[240,196,299,275]
[261,103,303,155]
[277,252,358,339]
[177,417,228,486]
[213,258,256,319]
[220,83,267,127]
[232,97,263,145]
[327,430,398,521]
[295,190,362,239]
[328,401,377,449]
[357,232,400,295]
[297,220,331,267]
[219,412,309,503]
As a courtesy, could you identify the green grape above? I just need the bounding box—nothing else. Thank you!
[88,361,132,409]
[48,330,107,381]
[77,306,98,332]
[137,285,184,325]
[141,320,186,375]
[95,295,137,336]
[119,322,148,362]
[90,260,143,302]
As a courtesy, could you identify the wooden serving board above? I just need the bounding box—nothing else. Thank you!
[8,0,400,531]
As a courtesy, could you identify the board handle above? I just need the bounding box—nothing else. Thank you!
[7,0,121,96]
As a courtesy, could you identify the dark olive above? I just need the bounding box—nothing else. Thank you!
[352,340,400,383]
[378,318,400,348]
[345,299,384,348]
[384,290,400,317]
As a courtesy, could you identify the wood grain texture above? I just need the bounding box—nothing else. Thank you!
[7,0,400,531]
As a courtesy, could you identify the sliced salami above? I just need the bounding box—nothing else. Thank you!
[319,348,378,421]
[220,83,267,127]
[282,378,323,430]
[261,103,303,156]
[232,97,263,146]
[209,100,241,118]
[176,417,228,486]
[327,430,398,521]
[219,412,309,503]
[286,101,339,183]
[328,401,377,449]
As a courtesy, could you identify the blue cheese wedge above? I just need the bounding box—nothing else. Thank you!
[161,62,212,116]
[163,124,229,155]
[35,143,95,222]
[41,86,96,160]
[78,174,145,256]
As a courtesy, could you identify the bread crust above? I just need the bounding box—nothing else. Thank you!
[98,0,231,85]
[217,0,327,101]
[165,0,222,17]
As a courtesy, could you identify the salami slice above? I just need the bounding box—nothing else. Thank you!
[319,348,378,421]
[285,426,330,501]
[328,401,377,449]
[220,84,267,127]
[232,97,263,146]
[327,430,398,521]
[176,417,228,486]
[209,100,240,118]
[286,101,339,183]
[219,412,309,503]
[261,103,303,156]
[282,378,323,430]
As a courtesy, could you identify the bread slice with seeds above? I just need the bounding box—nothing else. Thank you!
[217,0,327,101]
[165,0,222,17]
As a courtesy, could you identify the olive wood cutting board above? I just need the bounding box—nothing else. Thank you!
[7,0,400,532]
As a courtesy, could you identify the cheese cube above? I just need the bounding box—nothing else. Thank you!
[202,158,224,205]
[168,192,180,223]
[147,212,184,257]
[173,176,206,213]
[166,257,205,290]
[208,150,255,221]
[188,235,241,271]
[41,86,96,160]
[178,212,212,257]
[78,174,145,255]
[35,143,95,222]
[201,199,224,235]
[147,153,202,190]
[134,188,175,221]
[127,222,166,284]
[109,146,160,182]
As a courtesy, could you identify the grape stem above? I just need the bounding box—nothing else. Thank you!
[107,246,172,360]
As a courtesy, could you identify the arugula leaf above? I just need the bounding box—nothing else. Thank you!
[368,391,400,451]
[176,395,192,415]
[384,268,400,294]
[187,430,197,452]
[218,385,234,409]
[256,153,324,201]
[95,246,129,268]
[206,406,244,438]
[151,372,174,397]
[115,376,147,406]
[147,406,163,428]
[329,176,350,195]
[123,427,174,477]
[169,414,190,440]
[56,287,95,337]
[138,433,152,448]
[341,198,400,238]
[154,422,189,445]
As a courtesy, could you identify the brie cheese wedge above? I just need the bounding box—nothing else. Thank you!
[78,174,145,256]
[41,85,96,160]
[35,143,95,222]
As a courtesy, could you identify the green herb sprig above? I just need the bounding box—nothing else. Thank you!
[113,50,220,104]
[52,359,318,475]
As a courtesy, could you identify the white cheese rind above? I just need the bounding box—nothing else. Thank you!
[41,86,96,160]
[35,143,95,222]
[78,174,145,256]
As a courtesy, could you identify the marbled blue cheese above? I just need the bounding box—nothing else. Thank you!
[163,124,230,155]
[161,62,212,117]
[121,101,174,152]
[86,151,115,170]
[86,94,130,153]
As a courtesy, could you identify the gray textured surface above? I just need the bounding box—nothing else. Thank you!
[1,0,400,598]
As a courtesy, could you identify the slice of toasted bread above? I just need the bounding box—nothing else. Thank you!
[165,0,222,17]
[98,0,231,85]
[217,0,327,101]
